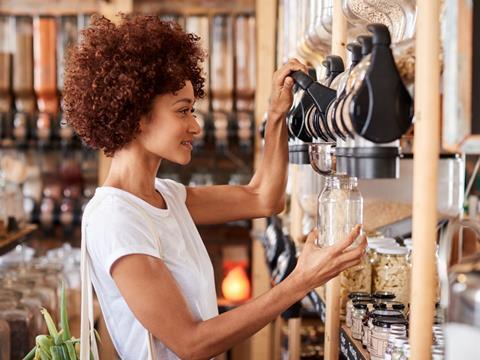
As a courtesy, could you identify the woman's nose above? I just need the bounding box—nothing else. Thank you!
[189,115,202,135]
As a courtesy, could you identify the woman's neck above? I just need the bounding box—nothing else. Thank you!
[103,144,162,199]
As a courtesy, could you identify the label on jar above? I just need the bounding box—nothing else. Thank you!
[370,333,388,357]
[352,317,363,340]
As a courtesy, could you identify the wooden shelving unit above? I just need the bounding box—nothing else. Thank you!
[0,224,37,256]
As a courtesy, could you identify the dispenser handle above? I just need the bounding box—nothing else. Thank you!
[290,70,313,90]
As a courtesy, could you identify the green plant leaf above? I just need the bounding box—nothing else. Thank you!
[22,345,36,360]
[60,283,71,341]
[40,308,58,339]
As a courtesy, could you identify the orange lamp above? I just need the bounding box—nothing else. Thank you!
[221,265,251,302]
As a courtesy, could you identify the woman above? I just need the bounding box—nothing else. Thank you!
[64,14,366,360]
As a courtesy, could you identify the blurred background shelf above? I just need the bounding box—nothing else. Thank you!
[0,223,37,256]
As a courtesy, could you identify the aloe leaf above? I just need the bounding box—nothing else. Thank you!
[38,347,52,360]
[50,346,66,360]
[60,283,71,341]
[22,346,37,360]
[40,308,58,338]
[36,335,53,354]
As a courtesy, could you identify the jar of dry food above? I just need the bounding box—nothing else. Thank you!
[346,292,371,327]
[384,301,407,316]
[370,317,408,360]
[0,305,32,360]
[366,309,404,354]
[352,303,367,340]
[400,343,410,360]
[373,247,410,305]
[0,318,10,360]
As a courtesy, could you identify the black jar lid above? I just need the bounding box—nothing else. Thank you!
[353,303,368,310]
[348,292,370,299]
[385,301,406,310]
[373,316,408,328]
[373,303,388,310]
[373,291,396,300]
[371,309,404,319]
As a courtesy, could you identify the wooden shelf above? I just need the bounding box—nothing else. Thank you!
[0,0,100,15]
[0,224,37,256]
[133,0,254,16]
[340,325,370,360]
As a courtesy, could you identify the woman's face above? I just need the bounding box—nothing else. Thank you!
[137,81,201,165]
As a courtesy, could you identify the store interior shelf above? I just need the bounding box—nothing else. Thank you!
[340,325,370,360]
[0,224,37,256]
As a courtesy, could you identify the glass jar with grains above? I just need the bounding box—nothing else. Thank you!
[346,292,371,327]
[373,247,410,305]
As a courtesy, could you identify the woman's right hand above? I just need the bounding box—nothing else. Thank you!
[292,225,367,292]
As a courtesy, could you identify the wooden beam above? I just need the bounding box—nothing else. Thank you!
[409,0,441,359]
[323,1,347,359]
[250,0,278,358]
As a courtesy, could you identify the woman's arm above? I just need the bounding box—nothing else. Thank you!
[186,59,308,225]
[111,227,366,360]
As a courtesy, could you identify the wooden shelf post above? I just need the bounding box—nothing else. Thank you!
[323,1,347,359]
[409,0,441,359]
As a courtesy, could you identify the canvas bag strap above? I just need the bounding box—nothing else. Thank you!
[80,193,160,360]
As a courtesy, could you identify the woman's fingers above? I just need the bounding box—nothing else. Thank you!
[330,225,362,254]
[337,234,367,264]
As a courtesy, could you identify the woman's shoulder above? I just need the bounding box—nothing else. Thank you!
[155,178,187,203]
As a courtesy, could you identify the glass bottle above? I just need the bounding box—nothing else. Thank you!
[346,292,370,327]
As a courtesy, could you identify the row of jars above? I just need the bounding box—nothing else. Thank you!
[345,291,445,359]
[0,244,80,359]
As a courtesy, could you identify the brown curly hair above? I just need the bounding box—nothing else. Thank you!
[63,13,206,156]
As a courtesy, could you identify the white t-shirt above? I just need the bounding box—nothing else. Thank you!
[84,178,218,359]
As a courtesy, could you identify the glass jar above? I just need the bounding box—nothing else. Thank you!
[346,292,371,327]
[373,247,410,305]
[318,175,366,311]
[366,309,404,354]
[0,318,10,360]
[352,303,367,340]
[317,174,363,247]
[370,317,408,360]
[389,336,409,360]
[400,343,410,360]
[0,307,31,360]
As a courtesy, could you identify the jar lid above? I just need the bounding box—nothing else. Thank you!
[368,236,397,243]
[394,336,409,347]
[373,316,408,328]
[368,241,399,250]
[373,303,387,310]
[372,309,404,318]
[348,292,370,299]
[376,246,408,255]
[354,303,368,310]
[373,291,396,300]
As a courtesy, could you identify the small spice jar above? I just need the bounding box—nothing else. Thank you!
[366,309,404,354]
[389,336,409,360]
[346,292,371,328]
[352,303,367,340]
[372,291,396,303]
[370,317,408,360]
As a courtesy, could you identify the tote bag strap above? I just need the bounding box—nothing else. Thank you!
[80,194,160,360]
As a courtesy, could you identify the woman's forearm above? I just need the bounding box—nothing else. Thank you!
[187,271,307,359]
[249,111,289,212]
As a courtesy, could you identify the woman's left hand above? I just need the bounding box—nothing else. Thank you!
[268,58,308,119]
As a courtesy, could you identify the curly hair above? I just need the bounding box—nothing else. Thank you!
[63,13,206,156]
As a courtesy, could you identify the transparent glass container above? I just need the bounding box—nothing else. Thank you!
[373,247,410,305]
[56,15,78,93]
[297,166,325,236]
[0,304,32,360]
[346,292,371,327]
[0,15,13,113]
[352,303,367,340]
[317,175,363,247]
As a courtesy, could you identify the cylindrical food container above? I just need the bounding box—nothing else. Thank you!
[352,303,367,340]
[235,15,256,112]
[373,246,410,305]
[346,292,371,327]
[370,317,408,360]
[33,16,58,115]
[0,16,13,113]
[0,318,10,360]
[13,16,36,115]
